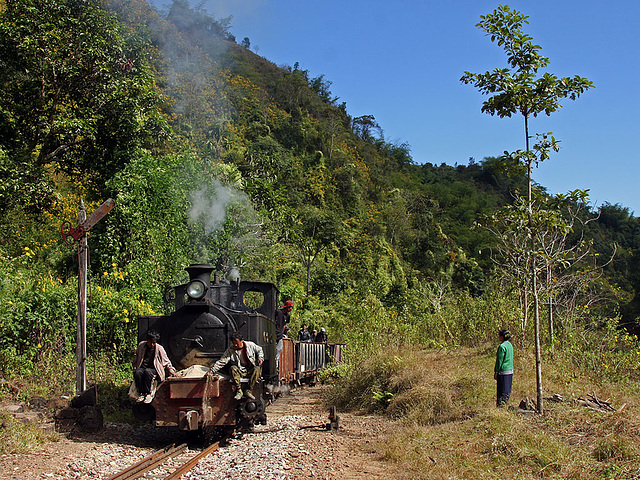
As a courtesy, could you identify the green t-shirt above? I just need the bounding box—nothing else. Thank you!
[494,340,514,374]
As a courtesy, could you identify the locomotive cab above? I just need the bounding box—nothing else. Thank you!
[135,264,278,433]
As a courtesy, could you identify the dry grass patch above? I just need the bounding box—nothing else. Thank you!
[385,351,486,425]
[380,403,640,479]
[0,411,59,455]
[326,346,492,421]
[330,344,640,479]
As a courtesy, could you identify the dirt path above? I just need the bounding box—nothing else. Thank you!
[265,386,405,479]
[0,385,406,479]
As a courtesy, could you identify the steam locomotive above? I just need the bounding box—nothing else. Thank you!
[133,264,343,435]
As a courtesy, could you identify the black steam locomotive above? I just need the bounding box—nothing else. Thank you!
[133,264,343,435]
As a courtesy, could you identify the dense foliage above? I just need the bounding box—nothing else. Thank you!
[0,0,639,400]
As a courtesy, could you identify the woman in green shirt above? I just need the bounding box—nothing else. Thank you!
[494,329,513,407]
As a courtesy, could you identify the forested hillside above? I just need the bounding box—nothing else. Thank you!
[1,0,639,389]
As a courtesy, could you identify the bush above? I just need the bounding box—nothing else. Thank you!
[560,317,640,383]
[0,260,77,360]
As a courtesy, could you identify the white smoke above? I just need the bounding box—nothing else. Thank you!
[187,179,263,273]
[188,180,234,234]
[228,267,240,281]
[265,383,291,395]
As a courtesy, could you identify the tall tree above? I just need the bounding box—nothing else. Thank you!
[461,4,593,414]
[0,0,164,195]
[290,205,345,297]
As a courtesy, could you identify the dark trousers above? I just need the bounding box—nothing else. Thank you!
[496,373,513,407]
[134,367,157,395]
[230,365,262,391]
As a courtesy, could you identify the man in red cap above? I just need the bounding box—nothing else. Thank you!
[275,300,293,377]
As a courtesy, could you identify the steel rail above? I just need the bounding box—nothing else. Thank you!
[164,441,220,479]
[106,443,187,480]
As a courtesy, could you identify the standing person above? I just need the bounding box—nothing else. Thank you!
[209,332,264,400]
[315,327,328,343]
[275,300,294,374]
[297,324,312,342]
[494,329,514,407]
[134,331,176,404]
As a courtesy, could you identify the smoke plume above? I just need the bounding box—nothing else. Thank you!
[188,181,235,234]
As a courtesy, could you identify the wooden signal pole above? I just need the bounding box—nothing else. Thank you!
[77,200,88,394]
[62,198,115,395]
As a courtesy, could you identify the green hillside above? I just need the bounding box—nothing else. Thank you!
[1,0,639,364]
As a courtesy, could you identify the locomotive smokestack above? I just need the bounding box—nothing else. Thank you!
[185,264,214,287]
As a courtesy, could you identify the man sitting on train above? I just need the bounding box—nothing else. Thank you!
[209,332,264,401]
[133,331,176,403]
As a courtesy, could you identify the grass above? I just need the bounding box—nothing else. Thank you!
[0,411,60,455]
[0,351,138,453]
[326,343,640,479]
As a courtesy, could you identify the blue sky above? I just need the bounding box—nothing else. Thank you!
[153,0,640,214]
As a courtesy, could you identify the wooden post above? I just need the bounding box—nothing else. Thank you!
[76,199,88,395]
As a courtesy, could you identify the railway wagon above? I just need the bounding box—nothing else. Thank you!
[277,340,345,386]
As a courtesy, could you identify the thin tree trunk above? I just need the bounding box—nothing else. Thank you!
[548,266,555,359]
[525,114,544,415]
[520,283,529,349]
[549,297,554,359]
[533,270,544,414]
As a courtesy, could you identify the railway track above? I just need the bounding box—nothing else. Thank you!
[106,441,220,480]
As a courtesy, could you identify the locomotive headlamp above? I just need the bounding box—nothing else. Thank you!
[186,280,206,299]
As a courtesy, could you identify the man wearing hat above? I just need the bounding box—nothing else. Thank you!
[494,329,514,407]
[275,300,294,376]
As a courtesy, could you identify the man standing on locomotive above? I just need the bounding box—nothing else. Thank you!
[209,332,264,401]
[133,331,176,403]
[275,300,294,374]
